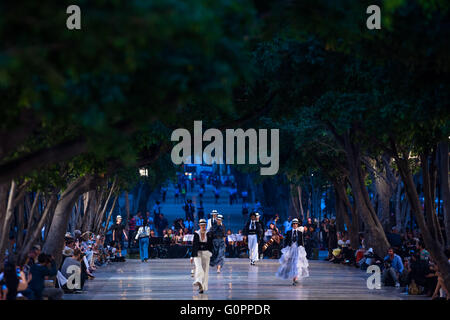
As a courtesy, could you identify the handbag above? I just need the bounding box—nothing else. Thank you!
[408,280,419,295]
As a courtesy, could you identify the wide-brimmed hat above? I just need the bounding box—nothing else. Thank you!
[199,219,207,225]
[217,214,223,220]
[64,232,74,239]
[292,218,299,224]
[255,212,260,217]
[211,210,218,215]
[62,247,74,256]
[116,215,122,220]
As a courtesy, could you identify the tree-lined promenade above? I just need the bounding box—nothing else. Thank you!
[0,0,449,294]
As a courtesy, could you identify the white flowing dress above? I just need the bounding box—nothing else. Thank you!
[276,230,309,280]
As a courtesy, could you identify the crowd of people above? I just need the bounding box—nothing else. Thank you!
[321,219,450,300]
[0,228,118,300]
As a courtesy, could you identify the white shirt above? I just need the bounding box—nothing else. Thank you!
[135,226,151,239]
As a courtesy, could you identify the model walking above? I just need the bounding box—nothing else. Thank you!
[276,218,309,285]
[209,214,226,273]
[243,212,263,265]
[190,219,213,294]
[135,219,150,262]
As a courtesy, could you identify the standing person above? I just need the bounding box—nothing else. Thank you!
[327,218,338,260]
[135,220,151,262]
[197,200,205,220]
[243,212,264,265]
[190,219,213,294]
[161,186,167,203]
[157,213,168,237]
[198,186,204,200]
[183,199,195,221]
[242,202,249,221]
[127,215,136,248]
[276,218,309,285]
[110,215,128,258]
[214,186,220,204]
[209,215,226,273]
[207,210,219,231]
[174,186,180,204]
[181,185,187,202]
[255,212,265,260]
[241,190,248,203]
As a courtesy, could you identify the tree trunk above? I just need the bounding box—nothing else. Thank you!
[394,152,450,292]
[421,153,444,245]
[19,193,57,263]
[438,142,450,245]
[0,180,16,263]
[43,175,103,265]
[333,178,359,249]
[95,181,117,233]
[125,191,130,222]
[103,194,119,234]
[342,133,390,256]
[395,183,403,231]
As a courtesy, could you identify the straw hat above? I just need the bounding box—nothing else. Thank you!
[199,219,207,225]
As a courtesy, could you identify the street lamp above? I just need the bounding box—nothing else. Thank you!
[139,168,148,177]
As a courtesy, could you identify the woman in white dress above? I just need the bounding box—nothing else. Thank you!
[276,218,309,285]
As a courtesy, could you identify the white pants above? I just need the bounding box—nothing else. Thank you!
[248,234,259,262]
[193,250,212,291]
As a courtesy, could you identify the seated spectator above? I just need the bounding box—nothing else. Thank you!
[29,253,63,300]
[407,252,428,291]
[358,247,382,270]
[61,248,86,292]
[382,248,404,288]
[417,241,430,261]
[174,228,185,244]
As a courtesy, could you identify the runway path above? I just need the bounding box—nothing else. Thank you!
[64,258,426,300]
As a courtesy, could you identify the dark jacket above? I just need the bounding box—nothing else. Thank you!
[243,220,264,240]
[211,224,226,239]
[191,231,213,257]
[284,228,304,247]
[29,260,57,299]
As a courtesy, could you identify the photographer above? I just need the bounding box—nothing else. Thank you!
[382,248,404,288]
[29,253,63,300]
[0,259,29,300]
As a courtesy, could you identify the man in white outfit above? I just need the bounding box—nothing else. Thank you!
[243,212,263,265]
[207,209,218,231]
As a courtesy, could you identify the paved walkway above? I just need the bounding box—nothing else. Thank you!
[64,258,426,300]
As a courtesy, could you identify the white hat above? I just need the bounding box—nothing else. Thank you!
[217,214,223,220]
[116,215,122,220]
[292,218,299,224]
[199,219,207,225]
[255,212,260,217]
[211,210,218,215]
